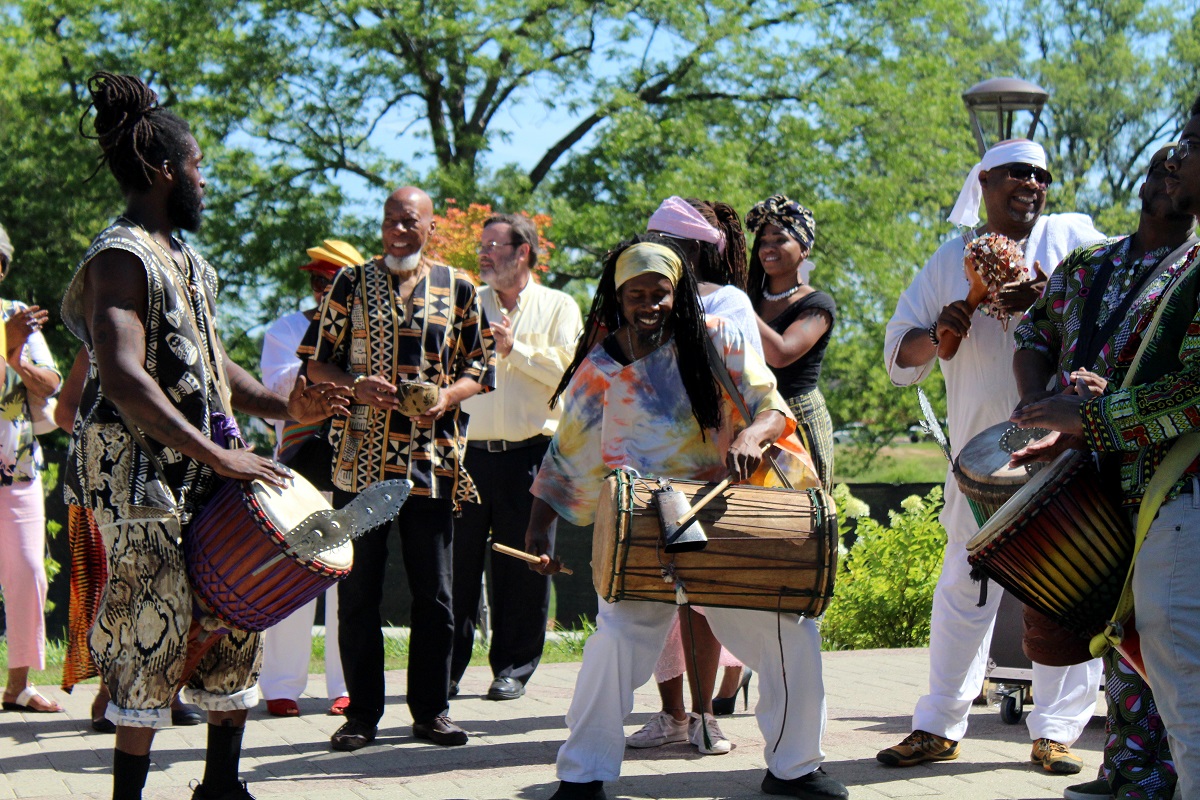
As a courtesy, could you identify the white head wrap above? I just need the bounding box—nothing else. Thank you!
[947,139,1048,228]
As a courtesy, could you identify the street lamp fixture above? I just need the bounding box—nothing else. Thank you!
[962,77,1049,157]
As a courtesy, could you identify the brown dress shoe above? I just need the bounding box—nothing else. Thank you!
[412,715,468,746]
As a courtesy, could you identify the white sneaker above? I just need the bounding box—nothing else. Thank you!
[626,711,689,748]
[689,713,732,755]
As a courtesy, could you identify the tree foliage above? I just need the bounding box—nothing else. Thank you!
[2,0,1197,466]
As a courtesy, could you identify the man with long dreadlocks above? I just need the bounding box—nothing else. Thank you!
[60,72,350,800]
[524,235,847,800]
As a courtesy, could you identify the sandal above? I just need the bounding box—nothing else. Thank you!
[3,686,64,713]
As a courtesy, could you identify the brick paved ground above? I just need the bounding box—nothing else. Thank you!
[0,648,1109,800]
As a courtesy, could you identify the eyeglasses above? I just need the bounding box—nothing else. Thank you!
[475,241,516,254]
[1001,163,1053,187]
[1167,140,1194,164]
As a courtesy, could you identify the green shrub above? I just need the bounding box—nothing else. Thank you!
[821,486,945,651]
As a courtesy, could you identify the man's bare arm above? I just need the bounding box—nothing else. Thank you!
[84,249,289,484]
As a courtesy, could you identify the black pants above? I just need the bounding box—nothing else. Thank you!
[450,443,553,685]
[335,491,454,726]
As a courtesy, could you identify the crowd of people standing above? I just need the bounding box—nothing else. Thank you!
[3,67,1200,800]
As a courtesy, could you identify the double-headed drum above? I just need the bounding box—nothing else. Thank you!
[954,421,1048,526]
[186,475,352,632]
[592,469,837,616]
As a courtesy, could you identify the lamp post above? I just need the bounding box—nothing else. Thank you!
[962,77,1049,157]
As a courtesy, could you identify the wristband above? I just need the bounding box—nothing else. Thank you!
[352,374,368,400]
[927,323,940,346]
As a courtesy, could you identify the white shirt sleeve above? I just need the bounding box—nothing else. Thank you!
[884,244,957,387]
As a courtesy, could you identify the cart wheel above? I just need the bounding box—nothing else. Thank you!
[1000,693,1023,724]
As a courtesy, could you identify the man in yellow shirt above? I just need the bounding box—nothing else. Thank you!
[452,214,582,701]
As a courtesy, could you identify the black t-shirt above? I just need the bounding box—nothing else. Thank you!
[763,289,836,398]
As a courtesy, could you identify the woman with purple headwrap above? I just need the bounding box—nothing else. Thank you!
[746,195,837,491]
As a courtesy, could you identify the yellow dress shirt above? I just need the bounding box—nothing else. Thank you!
[461,280,583,442]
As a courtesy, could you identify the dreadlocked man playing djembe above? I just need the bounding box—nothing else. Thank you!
[524,236,848,800]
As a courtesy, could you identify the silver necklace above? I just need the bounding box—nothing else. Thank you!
[762,282,804,302]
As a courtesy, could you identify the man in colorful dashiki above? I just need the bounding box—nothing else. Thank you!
[525,236,848,800]
[62,72,349,800]
[1013,99,1200,800]
[451,214,582,702]
[301,186,496,750]
[882,138,1105,775]
[1010,146,1193,800]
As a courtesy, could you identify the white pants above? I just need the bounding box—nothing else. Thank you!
[1134,490,1200,800]
[258,587,346,701]
[557,597,826,784]
[913,531,1100,743]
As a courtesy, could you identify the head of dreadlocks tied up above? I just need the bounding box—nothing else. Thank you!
[84,71,195,195]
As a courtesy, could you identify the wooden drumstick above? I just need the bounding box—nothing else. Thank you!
[491,542,573,575]
[674,442,772,529]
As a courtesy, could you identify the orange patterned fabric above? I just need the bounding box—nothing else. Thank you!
[61,504,106,692]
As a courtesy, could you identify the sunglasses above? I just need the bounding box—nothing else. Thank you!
[1167,140,1194,164]
[1000,163,1053,187]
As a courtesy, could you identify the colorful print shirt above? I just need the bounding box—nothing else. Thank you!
[1015,236,1178,383]
[1079,245,1200,507]
[0,299,59,485]
[531,317,792,526]
[299,258,495,504]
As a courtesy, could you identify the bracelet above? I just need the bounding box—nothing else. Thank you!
[927,323,940,346]
[352,374,368,400]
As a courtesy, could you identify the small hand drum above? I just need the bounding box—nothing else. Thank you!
[396,381,440,416]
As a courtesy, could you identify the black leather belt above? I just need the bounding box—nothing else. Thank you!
[468,434,550,453]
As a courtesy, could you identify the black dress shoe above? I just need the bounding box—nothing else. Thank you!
[330,719,378,751]
[172,702,205,726]
[91,716,117,734]
[761,768,849,799]
[190,779,256,799]
[549,780,606,799]
[412,715,468,746]
[486,676,525,701]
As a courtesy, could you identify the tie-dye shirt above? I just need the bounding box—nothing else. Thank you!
[531,317,792,526]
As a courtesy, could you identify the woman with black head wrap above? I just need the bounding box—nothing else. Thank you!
[746,195,837,491]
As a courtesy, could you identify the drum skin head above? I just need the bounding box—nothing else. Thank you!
[250,475,353,571]
[956,420,1047,486]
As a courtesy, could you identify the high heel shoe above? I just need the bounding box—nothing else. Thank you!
[712,668,752,716]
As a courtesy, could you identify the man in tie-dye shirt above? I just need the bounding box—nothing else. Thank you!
[524,236,847,800]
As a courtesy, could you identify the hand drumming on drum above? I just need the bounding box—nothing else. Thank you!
[1008,368,1107,467]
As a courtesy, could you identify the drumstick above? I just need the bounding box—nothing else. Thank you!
[674,442,772,529]
[491,542,573,575]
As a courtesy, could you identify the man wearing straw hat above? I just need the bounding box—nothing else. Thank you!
[258,239,365,718]
[883,138,1104,774]
[1013,101,1200,798]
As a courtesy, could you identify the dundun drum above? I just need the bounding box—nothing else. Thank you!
[186,475,353,632]
[954,420,1047,526]
[592,469,837,616]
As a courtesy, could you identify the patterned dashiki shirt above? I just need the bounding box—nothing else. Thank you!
[1015,235,1175,384]
[299,258,495,507]
[60,220,225,521]
[531,317,793,527]
[1079,244,1200,507]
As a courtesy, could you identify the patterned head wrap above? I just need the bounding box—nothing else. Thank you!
[647,196,726,254]
[614,242,684,289]
[745,195,816,250]
[947,139,1048,228]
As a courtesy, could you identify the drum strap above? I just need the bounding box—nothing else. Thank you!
[1091,244,1200,659]
[703,336,793,489]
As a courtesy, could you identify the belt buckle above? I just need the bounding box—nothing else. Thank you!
[486,440,506,453]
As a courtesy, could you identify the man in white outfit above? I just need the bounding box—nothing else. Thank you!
[258,239,364,717]
[881,139,1105,774]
